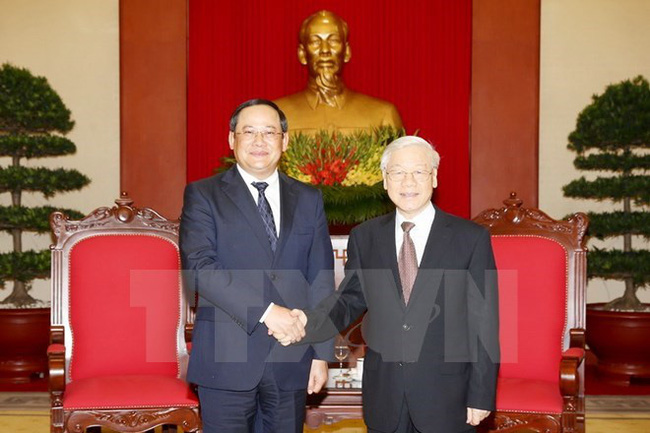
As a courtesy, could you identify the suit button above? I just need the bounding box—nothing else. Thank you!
[398,362,403,367]
[269,273,277,281]
[402,324,411,331]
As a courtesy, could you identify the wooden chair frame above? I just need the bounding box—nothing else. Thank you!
[473,193,588,433]
[48,194,200,433]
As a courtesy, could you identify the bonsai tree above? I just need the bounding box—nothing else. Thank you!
[563,75,650,311]
[0,63,89,307]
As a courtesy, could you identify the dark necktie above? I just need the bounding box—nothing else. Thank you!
[398,221,417,305]
[252,182,278,252]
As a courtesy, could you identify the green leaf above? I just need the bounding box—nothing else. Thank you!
[563,175,650,205]
[586,211,650,239]
[0,205,85,233]
[0,63,74,134]
[0,133,76,158]
[0,166,90,197]
[316,183,394,224]
[568,76,650,153]
[574,152,650,172]
[0,250,51,283]
[588,249,650,287]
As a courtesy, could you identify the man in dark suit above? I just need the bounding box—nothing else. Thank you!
[281,136,499,433]
[180,99,334,433]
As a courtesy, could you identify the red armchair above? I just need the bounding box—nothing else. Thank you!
[473,193,588,433]
[48,194,200,433]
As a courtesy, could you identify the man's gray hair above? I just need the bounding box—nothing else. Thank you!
[380,136,440,172]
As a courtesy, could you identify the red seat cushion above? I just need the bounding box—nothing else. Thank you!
[496,377,562,414]
[63,375,198,409]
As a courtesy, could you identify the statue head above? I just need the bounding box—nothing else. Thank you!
[298,10,352,91]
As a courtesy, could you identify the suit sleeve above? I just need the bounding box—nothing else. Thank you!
[304,229,368,344]
[180,182,266,334]
[466,228,500,411]
[306,190,336,360]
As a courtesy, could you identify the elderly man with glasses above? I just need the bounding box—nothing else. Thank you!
[281,136,500,433]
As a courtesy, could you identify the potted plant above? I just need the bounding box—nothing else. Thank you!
[0,63,89,387]
[281,127,403,230]
[563,75,650,383]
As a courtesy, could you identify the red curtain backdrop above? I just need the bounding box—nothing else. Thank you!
[188,0,471,217]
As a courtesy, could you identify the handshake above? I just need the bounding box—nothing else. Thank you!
[263,305,308,346]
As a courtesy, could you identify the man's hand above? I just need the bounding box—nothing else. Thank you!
[264,305,305,344]
[290,308,307,327]
[466,408,490,426]
[307,359,328,394]
[269,309,308,346]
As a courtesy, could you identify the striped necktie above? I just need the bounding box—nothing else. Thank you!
[398,221,417,305]
[252,182,278,252]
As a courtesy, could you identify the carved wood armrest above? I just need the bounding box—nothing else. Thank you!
[569,328,586,349]
[48,343,66,393]
[185,323,194,345]
[559,346,585,397]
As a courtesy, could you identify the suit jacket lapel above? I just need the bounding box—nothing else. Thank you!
[273,173,296,261]
[221,166,274,260]
[407,206,452,309]
[376,213,404,309]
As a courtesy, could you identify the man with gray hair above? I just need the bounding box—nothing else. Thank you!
[279,136,500,433]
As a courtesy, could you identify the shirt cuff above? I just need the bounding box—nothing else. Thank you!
[259,302,275,323]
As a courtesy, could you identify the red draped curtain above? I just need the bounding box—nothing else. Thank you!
[188,0,471,217]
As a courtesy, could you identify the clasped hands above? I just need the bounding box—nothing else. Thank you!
[263,305,307,346]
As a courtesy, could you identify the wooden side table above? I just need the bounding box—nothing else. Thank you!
[305,387,363,429]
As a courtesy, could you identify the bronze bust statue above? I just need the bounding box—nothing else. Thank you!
[274,10,403,134]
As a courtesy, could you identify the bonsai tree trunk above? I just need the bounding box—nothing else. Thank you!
[1,165,37,307]
[604,197,643,311]
[0,281,35,306]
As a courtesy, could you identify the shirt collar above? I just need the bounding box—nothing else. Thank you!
[395,202,436,230]
[236,164,279,187]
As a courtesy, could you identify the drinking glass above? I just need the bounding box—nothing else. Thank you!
[334,335,351,380]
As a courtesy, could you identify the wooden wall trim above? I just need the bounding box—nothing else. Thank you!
[119,0,187,219]
[470,0,540,216]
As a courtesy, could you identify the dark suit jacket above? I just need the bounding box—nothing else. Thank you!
[305,208,499,433]
[180,166,334,392]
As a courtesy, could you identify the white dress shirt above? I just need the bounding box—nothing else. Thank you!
[394,203,436,266]
[236,164,282,322]
[236,164,281,236]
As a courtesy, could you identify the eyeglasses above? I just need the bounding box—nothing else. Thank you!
[235,128,284,142]
[385,170,432,183]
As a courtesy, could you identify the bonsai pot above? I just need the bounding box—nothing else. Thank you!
[586,303,650,384]
[0,307,50,386]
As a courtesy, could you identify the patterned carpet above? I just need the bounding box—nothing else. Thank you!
[3,392,650,412]
[0,392,48,411]
[587,395,650,413]
[1,393,649,432]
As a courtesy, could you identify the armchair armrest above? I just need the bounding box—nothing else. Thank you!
[569,328,586,349]
[560,346,585,397]
[185,323,194,345]
[48,343,66,393]
[48,343,66,432]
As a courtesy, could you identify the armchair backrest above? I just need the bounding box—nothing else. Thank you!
[50,194,191,383]
[473,193,588,383]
